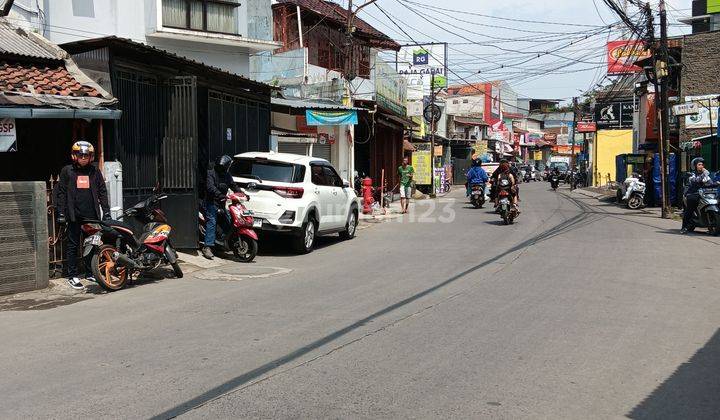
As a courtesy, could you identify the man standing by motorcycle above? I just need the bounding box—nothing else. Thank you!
[56,141,111,290]
[681,157,713,234]
[202,155,241,259]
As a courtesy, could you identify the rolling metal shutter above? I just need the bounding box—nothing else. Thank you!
[278,142,310,156]
[0,182,48,295]
[312,143,332,161]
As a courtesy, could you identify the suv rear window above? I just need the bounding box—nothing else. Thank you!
[230,158,306,183]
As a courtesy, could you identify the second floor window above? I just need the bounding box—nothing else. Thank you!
[162,0,240,35]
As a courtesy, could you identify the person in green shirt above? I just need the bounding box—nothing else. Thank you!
[398,157,414,214]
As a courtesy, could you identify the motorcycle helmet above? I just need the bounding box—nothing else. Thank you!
[215,155,233,173]
[691,157,705,171]
[472,159,481,167]
[71,141,94,164]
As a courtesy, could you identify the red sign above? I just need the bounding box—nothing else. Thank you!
[576,122,597,133]
[607,40,651,75]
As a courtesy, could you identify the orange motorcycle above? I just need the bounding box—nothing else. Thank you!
[82,194,182,291]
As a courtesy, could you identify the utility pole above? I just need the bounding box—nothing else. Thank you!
[430,72,437,198]
[571,97,578,189]
[658,0,671,218]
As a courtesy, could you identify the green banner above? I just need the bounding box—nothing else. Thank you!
[709,0,720,13]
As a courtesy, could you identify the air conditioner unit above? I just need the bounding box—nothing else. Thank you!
[0,182,49,295]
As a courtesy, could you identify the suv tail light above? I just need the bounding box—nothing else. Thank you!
[273,186,304,199]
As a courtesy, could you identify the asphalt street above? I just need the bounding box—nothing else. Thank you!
[2,182,720,419]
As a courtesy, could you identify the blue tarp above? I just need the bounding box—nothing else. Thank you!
[653,153,677,205]
[305,110,358,126]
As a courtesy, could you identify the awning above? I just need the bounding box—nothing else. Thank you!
[271,97,364,113]
[377,111,418,128]
[0,107,122,119]
[403,139,416,151]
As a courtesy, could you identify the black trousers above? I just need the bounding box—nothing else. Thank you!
[683,194,700,229]
[65,221,85,277]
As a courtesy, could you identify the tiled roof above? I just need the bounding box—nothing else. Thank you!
[0,61,103,97]
[0,19,60,60]
[275,0,400,50]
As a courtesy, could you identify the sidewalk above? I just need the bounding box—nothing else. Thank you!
[358,190,432,223]
[571,187,683,220]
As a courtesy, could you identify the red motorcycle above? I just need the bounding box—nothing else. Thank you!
[82,194,183,291]
[199,191,258,262]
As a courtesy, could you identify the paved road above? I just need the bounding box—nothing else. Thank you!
[2,183,720,419]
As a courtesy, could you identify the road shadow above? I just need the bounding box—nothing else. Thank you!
[255,234,341,257]
[628,328,720,420]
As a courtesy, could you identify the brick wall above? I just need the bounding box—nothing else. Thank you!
[680,31,720,142]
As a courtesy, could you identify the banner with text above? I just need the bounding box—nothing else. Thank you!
[397,43,447,100]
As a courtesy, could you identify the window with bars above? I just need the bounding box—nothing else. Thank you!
[162,0,240,35]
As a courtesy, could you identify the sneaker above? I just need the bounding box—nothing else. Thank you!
[201,246,214,260]
[84,274,97,283]
[680,228,689,234]
[66,277,85,290]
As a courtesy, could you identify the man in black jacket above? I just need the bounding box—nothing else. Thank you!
[202,155,240,259]
[56,141,110,290]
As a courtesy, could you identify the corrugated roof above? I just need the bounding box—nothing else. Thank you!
[271,97,362,111]
[0,19,60,60]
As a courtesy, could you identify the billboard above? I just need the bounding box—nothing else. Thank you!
[397,43,447,99]
[607,41,651,75]
[684,95,720,129]
[595,102,634,129]
[375,59,407,117]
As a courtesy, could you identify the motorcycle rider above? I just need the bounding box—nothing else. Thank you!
[681,157,714,234]
[202,155,241,259]
[466,159,489,197]
[56,141,111,290]
[493,160,519,210]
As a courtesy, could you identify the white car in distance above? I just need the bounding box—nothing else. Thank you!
[230,152,359,254]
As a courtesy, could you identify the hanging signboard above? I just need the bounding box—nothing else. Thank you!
[595,101,634,129]
[375,58,407,118]
[305,110,358,126]
[672,102,700,117]
[0,118,17,152]
[684,95,720,129]
[576,121,597,133]
[411,149,432,185]
[533,150,543,161]
[607,40,652,75]
[396,43,447,99]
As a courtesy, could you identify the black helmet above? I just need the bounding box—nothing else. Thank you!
[215,155,233,173]
[499,158,509,164]
[472,159,481,167]
[691,157,705,171]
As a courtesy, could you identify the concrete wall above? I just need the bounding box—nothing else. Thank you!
[680,31,720,142]
[593,130,633,186]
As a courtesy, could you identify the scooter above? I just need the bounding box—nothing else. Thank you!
[199,191,259,262]
[523,171,532,183]
[470,183,486,208]
[549,174,560,191]
[82,194,183,291]
[497,178,518,225]
[616,174,646,210]
[685,187,720,235]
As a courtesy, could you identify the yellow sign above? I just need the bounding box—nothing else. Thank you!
[412,150,432,185]
[475,140,487,157]
[533,151,543,161]
[434,145,443,157]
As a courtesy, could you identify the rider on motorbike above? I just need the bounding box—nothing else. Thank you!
[202,155,241,259]
[493,160,519,210]
[681,157,714,234]
[466,159,489,196]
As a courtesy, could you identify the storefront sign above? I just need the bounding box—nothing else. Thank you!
[397,43,447,99]
[412,149,432,185]
[595,101,634,129]
[375,59,407,117]
[533,150,543,161]
[305,110,358,126]
[684,95,720,129]
[526,132,542,145]
[576,121,597,133]
[0,118,17,152]
[607,40,651,75]
[543,133,557,142]
[672,102,700,117]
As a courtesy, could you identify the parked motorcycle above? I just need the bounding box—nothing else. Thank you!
[685,187,720,235]
[549,174,560,191]
[82,194,182,291]
[616,174,646,210]
[470,183,486,208]
[523,171,532,183]
[497,178,517,225]
[199,191,258,262]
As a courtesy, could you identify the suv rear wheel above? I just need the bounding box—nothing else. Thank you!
[293,215,317,254]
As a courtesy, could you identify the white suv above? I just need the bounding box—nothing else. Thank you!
[230,152,359,253]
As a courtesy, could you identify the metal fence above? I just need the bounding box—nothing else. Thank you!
[46,175,67,278]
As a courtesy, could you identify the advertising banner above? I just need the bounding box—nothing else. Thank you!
[709,0,720,13]
[375,59,407,117]
[412,149,432,185]
[607,41,651,75]
[684,95,720,129]
[595,102,634,129]
[0,118,17,152]
[305,110,358,126]
[576,121,597,133]
[397,43,447,99]
[533,150,543,161]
